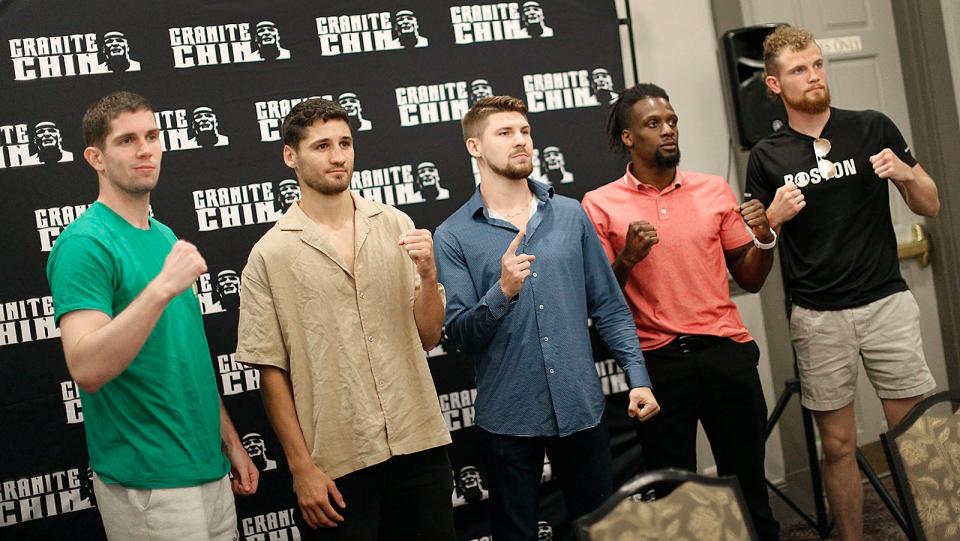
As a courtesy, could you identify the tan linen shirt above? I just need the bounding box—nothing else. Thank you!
[236,193,451,480]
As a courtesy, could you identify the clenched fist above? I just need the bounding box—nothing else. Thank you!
[870,148,914,183]
[499,230,535,299]
[765,182,806,228]
[737,200,774,243]
[153,240,207,300]
[399,229,437,280]
[621,221,658,265]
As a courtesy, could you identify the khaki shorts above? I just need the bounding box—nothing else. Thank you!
[93,474,238,541]
[790,290,936,411]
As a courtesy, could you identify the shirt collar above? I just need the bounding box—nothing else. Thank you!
[278,190,381,231]
[623,162,683,194]
[468,177,554,219]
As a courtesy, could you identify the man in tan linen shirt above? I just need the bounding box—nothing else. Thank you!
[237,98,454,541]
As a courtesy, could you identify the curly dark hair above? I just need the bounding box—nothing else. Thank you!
[281,98,351,147]
[605,83,669,152]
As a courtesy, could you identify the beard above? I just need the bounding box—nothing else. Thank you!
[397,31,419,48]
[194,128,219,148]
[36,144,63,164]
[545,166,565,183]
[419,183,439,201]
[347,114,363,133]
[593,88,613,105]
[219,291,240,311]
[104,54,130,72]
[524,22,544,37]
[784,85,831,114]
[489,157,533,180]
[303,171,352,195]
[256,42,281,60]
[654,148,681,168]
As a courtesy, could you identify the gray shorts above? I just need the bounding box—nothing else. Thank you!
[93,474,238,541]
[790,290,936,411]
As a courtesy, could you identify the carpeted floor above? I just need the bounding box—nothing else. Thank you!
[778,477,909,540]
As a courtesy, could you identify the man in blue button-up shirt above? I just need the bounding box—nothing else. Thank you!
[434,96,659,540]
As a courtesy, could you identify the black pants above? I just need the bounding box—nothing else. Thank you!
[480,423,613,541]
[635,337,780,541]
[298,446,456,541]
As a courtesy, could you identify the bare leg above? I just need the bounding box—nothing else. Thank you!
[814,403,862,541]
[881,395,925,430]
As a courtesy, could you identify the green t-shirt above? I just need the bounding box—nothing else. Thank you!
[46,202,228,488]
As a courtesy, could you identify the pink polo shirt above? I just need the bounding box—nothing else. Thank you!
[581,164,753,350]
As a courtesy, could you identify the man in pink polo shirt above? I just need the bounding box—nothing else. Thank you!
[582,83,780,540]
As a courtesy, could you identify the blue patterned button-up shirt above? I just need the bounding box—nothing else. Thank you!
[434,179,650,437]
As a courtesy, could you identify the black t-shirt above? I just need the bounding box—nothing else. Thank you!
[745,107,915,310]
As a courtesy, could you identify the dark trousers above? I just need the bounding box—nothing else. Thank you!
[635,337,780,541]
[298,446,456,541]
[480,423,613,541]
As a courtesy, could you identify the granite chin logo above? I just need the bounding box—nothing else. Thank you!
[0,296,58,347]
[316,9,429,56]
[217,353,261,396]
[523,67,617,113]
[197,270,241,315]
[255,95,329,142]
[438,387,477,432]
[193,181,283,232]
[396,79,491,127]
[0,121,74,169]
[35,203,91,252]
[275,179,301,213]
[169,21,291,68]
[351,161,451,207]
[0,467,95,526]
[240,508,301,541]
[451,1,554,44]
[9,30,141,81]
[242,433,278,472]
[155,106,230,152]
[60,380,83,424]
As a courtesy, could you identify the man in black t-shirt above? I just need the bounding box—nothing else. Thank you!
[745,25,941,541]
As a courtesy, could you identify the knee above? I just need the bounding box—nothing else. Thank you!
[820,433,857,463]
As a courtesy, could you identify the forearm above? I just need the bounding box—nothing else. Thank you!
[260,366,315,474]
[65,281,173,392]
[612,253,637,289]
[730,246,775,293]
[220,400,243,452]
[413,274,444,350]
[895,171,940,217]
[444,283,509,354]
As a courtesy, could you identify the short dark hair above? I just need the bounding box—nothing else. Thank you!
[82,91,153,148]
[605,83,670,152]
[281,98,351,147]
[461,95,528,141]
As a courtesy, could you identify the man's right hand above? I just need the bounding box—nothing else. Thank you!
[293,463,346,529]
[152,240,207,300]
[620,220,658,265]
[766,182,806,228]
[499,230,535,298]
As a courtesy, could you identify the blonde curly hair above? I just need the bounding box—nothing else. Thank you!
[763,25,818,100]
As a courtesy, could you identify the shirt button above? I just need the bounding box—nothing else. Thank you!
[538,304,544,310]
[549,368,555,374]
[661,208,667,214]
[532,272,538,277]
[543,336,549,342]
[368,336,374,342]
[378,380,384,386]
[359,292,365,299]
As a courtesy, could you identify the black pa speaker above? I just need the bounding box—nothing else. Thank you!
[719,23,789,150]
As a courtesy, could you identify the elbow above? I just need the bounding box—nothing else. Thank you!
[923,200,940,218]
[73,373,105,394]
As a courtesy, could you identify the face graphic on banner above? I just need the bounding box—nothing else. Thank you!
[468,79,494,106]
[414,161,449,201]
[276,178,301,212]
[590,68,617,105]
[29,122,74,164]
[252,21,291,60]
[187,107,230,148]
[520,1,554,38]
[455,465,489,504]
[392,10,429,48]
[337,92,373,132]
[98,31,141,73]
[242,432,277,471]
[213,270,241,311]
[537,521,554,541]
[541,146,573,184]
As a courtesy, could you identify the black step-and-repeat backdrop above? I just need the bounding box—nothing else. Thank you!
[0,2,644,539]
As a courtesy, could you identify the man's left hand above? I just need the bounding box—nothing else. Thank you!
[628,387,660,422]
[737,200,774,243]
[226,441,259,496]
[399,229,437,279]
[870,148,915,184]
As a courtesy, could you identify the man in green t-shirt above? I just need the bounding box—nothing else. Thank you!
[46,91,258,541]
